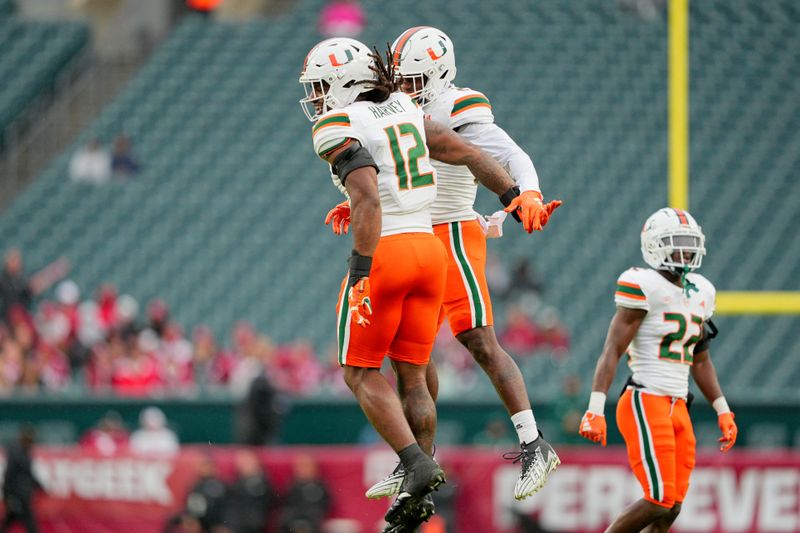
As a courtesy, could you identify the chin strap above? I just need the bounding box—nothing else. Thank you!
[681,265,699,298]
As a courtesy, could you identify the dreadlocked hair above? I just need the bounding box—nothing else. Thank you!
[355,44,402,104]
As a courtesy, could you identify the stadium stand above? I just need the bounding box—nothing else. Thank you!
[0,12,88,143]
[0,0,797,401]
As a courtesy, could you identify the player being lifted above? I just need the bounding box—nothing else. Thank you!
[300,38,532,530]
[333,26,561,503]
[579,208,738,533]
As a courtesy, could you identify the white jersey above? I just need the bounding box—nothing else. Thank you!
[423,86,493,225]
[423,85,541,226]
[614,267,716,399]
[312,92,437,236]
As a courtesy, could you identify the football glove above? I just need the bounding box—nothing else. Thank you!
[503,191,563,233]
[325,200,351,235]
[348,277,372,327]
[578,411,607,447]
[717,412,737,452]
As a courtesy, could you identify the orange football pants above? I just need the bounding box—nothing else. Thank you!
[433,219,493,336]
[335,232,447,368]
[617,389,697,508]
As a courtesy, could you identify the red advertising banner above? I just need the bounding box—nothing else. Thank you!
[0,446,798,532]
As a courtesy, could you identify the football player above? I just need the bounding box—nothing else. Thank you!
[301,38,529,527]
[350,27,562,506]
[579,208,738,532]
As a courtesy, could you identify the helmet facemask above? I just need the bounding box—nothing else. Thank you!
[659,232,706,272]
[300,79,332,122]
[642,227,706,274]
[397,72,428,104]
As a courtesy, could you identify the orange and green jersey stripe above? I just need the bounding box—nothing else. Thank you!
[312,113,351,136]
[616,281,646,301]
[451,93,491,116]
[318,138,352,158]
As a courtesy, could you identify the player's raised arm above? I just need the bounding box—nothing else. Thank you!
[424,119,515,195]
[454,121,561,232]
[579,306,646,446]
[424,120,559,233]
[690,341,737,452]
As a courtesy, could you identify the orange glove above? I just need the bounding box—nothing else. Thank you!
[325,200,351,235]
[503,191,563,233]
[579,411,607,446]
[348,277,372,327]
[718,412,737,452]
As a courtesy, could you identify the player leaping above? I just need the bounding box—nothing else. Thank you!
[346,26,561,503]
[301,37,538,529]
[579,208,738,532]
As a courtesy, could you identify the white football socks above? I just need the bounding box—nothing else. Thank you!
[511,409,539,445]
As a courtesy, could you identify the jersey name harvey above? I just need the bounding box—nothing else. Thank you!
[368,100,408,119]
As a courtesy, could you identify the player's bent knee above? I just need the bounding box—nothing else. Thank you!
[342,366,369,392]
[457,327,499,365]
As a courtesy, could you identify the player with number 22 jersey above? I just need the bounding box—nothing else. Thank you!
[579,207,738,533]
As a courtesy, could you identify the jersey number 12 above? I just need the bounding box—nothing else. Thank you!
[384,123,435,190]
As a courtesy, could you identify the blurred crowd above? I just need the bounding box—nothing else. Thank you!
[0,248,336,399]
[0,248,570,400]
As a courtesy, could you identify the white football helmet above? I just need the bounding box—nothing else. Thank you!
[299,38,375,121]
[391,26,456,104]
[641,208,706,272]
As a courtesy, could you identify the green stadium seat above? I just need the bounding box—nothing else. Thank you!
[0,0,796,399]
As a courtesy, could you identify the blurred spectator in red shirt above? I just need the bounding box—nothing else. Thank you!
[499,305,541,356]
[32,341,69,392]
[273,341,322,396]
[318,0,365,38]
[161,321,194,391]
[96,284,119,332]
[80,411,130,455]
[111,330,162,397]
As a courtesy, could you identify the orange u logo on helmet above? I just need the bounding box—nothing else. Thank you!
[426,40,447,61]
[328,49,354,67]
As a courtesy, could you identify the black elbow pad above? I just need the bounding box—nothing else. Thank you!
[694,319,719,353]
[331,143,379,185]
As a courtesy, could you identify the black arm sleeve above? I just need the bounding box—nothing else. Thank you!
[331,143,379,185]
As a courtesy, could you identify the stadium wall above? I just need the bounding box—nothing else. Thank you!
[2,446,798,533]
[1,398,798,448]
